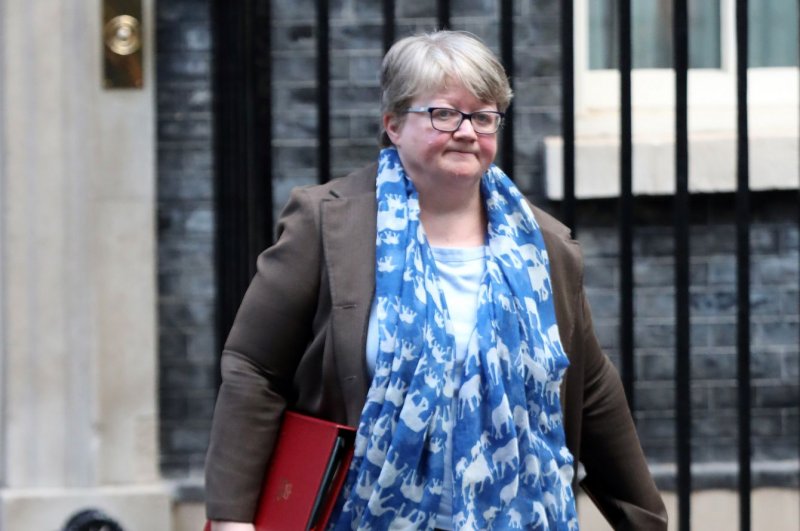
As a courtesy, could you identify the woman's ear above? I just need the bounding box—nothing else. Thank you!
[383,113,403,146]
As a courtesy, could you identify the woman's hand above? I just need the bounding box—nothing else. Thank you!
[209,521,255,531]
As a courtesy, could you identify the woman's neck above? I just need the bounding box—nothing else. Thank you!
[418,191,486,247]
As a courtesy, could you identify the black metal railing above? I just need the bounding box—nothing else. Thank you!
[317,0,331,185]
[212,0,273,384]
[617,0,635,415]
[211,2,798,530]
[734,1,753,527]
[673,2,693,528]
[560,0,576,234]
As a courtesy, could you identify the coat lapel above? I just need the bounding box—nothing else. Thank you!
[321,189,377,424]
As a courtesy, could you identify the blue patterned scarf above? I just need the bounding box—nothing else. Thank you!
[331,148,578,530]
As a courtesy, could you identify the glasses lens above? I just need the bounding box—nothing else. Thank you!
[471,112,501,133]
[430,108,462,131]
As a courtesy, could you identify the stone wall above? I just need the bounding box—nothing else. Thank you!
[155,0,799,491]
[0,0,171,528]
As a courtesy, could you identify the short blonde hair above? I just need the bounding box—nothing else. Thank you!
[380,30,513,147]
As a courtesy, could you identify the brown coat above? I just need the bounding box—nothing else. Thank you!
[205,163,668,529]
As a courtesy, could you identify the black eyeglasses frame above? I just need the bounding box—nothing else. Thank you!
[405,106,505,135]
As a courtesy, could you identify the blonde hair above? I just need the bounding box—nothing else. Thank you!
[379,30,513,147]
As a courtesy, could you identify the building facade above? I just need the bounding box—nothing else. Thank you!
[0,0,797,529]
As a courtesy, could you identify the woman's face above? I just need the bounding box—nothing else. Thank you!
[384,83,499,197]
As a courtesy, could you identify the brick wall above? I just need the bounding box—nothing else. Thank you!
[156,0,216,478]
[271,0,562,213]
[578,194,799,488]
[155,0,799,489]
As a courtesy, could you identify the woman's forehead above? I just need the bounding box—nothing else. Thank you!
[412,82,497,107]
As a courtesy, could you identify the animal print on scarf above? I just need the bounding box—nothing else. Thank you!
[331,148,578,531]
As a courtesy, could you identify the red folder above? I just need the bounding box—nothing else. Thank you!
[204,412,356,531]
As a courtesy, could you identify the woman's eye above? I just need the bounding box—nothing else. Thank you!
[434,109,458,120]
[473,113,493,125]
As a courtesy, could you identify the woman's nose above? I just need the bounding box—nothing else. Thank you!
[452,117,478,139]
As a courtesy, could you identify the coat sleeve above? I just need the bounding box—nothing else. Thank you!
[576,288,669,530]
[204,187,322,522]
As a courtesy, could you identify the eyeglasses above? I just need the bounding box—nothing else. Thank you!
[405,106,505,135]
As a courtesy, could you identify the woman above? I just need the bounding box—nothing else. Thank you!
[206,31,667,530]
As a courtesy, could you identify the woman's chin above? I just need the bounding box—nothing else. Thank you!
[446,162,485,180]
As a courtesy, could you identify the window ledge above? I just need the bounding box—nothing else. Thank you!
[544,131,799,199]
